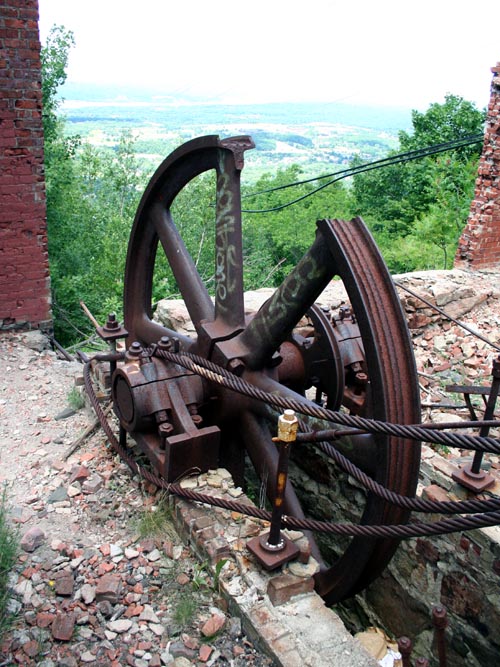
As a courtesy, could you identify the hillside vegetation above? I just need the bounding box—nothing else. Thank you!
[42,26,485,345]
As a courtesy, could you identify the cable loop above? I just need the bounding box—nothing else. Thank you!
[83,351,500,540]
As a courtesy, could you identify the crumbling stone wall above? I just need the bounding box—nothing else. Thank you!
[0,0,51,331]
[455,63,500,269]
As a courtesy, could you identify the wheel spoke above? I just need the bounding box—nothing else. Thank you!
[239,230,335,369]
[151,203,214,332]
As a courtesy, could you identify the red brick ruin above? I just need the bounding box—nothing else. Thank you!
[0,0,51,331]
[456,62,500,269]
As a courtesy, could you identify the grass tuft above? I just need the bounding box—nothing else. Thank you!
[173,593,198,627]
[136,493,175,539]
[67,386,85,410]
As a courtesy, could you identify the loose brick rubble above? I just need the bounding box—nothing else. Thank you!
[0,334,276,667]
[1,265,500,666]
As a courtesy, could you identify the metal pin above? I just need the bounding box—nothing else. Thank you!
[397,636,413,667]
[246,410,300,569]
[432,604,448,667]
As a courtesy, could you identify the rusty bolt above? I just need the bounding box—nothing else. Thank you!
[157,336,172,351]
[127,341,143,357]
[158,422,174,437]
[432,604,448,629]
[492,356,500,378]
[188,405,203,426]
[398,637,413,667]
[398,636,412,654]
[397,636,413,667]
[104,312,119,331]
[278,410,298,443]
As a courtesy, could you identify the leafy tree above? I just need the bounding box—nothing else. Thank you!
[41,26,148,343]
[352,94,485,271]
[351,157,428,231]
[408,155,477,268]
[241,166,354,285]
[399,94,485,154]
[40,25,75,146]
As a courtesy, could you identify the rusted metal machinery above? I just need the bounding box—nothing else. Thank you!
[107,134,422,604]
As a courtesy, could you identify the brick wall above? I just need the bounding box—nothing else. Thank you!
[455,63,500,269]
[0,0,52,331]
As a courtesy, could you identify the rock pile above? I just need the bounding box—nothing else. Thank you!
[5,528,268,667]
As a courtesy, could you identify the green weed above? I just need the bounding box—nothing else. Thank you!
[136,494,175,539]
[191,562,209,591]
[67,386,85,410]
[173,593,198,627]
[0,489,19,640]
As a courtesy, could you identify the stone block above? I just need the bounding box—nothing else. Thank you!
[54,570,74,596]
[422,483,449,503]
[267,573,315,606]
[20,525,45,552]
[95,574,122,604]
[205,537,232,563]
[51,612,75,641]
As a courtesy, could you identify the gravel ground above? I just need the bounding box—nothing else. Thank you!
[0,332,273,667]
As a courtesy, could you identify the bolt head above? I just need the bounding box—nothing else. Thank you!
[228,358,246,376]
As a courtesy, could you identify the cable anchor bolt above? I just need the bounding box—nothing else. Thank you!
[246,410,300,570]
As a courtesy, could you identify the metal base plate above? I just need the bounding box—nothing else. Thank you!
[452,464,496,493]
[246,533,300,571]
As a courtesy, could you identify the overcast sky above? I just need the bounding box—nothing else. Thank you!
[38,0,498,109]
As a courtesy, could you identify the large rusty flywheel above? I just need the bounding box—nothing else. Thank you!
[117,135,421,603]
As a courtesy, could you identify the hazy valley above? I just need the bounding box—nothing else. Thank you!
[60,83,413,181]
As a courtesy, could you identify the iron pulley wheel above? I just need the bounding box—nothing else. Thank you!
[121,135,421,603]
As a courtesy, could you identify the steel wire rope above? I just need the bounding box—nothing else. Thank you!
[157,350,500,514]
[83,358,500,538]
[315,438,500,515]
[83,363,500,537]
[241,134,483,199]
[289,416,500,515]
[394,281,500,353]
[149,346,500,454]
[241,135,483,213]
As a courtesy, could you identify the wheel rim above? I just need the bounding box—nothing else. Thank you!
[123,135,421,603]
